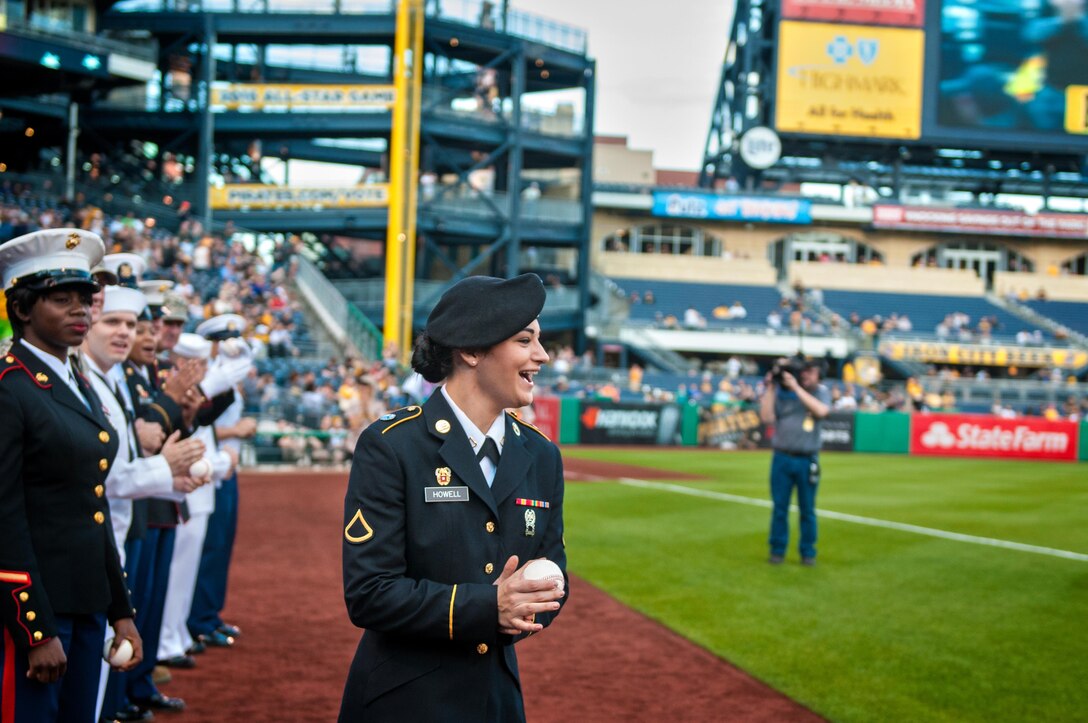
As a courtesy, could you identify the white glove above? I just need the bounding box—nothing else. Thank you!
[200,356,253,398]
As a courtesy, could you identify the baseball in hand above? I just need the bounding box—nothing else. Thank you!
[220,338,246,357]
[103,637,134,666]
[189,458,212,479]
[522,559,564,592]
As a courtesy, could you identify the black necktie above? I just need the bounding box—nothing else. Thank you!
[476,437,500,466]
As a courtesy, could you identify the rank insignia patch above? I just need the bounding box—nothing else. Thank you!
[344,508,374,543]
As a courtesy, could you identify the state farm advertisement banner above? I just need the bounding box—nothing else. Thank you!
[872,205,1088,239]
[579,402,683,446]
[911,414,1079,461]
[529,397,560,442]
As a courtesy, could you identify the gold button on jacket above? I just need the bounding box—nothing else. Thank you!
[94,511,105,524]
[476,643,488,655]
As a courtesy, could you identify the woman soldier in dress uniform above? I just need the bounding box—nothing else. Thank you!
[0,229,143,722]
[340,274,567,722]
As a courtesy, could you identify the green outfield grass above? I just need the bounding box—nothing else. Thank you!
[560,449,1088,722]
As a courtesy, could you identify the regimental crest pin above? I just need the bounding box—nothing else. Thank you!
[524,508,536,537]
[435,467,452,486]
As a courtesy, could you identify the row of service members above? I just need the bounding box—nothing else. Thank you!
[0,229,251,723]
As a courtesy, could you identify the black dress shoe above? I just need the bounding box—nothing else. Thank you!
[109,704,154,722]
[185,638,206,655]
[133,693,186,713]
[199,630,235,647]
[157,654,196,669]
[217,622,242,638]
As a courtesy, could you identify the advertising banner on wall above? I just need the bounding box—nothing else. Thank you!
[879,340,1088,370]
[211,84,395,111]
[700,409,855,451]
[699,407,767,449]
[820,412,857,451]
[579,402,683,446]
[651,191,812,224]
[209,184,389,210]
[781,0,925,27]
[529,397,560,442]
[872,205,1088,239]
[911,413,1079,461]
[775,21,924,140]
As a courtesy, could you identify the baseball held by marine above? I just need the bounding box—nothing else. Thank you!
[103,637,134,666]
[220,338,246,357]
[522,558,564,592]
[189,457,212,480]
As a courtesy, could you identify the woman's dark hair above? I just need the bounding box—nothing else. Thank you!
[412,333,491,383]
[411,332,455,383]
[5,286,42,339]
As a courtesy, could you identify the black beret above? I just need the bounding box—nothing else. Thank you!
[425,274,546,348]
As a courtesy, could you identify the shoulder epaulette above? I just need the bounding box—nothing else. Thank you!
[507,410,549,441]
[0,353,52,389]
[379,405,423,434]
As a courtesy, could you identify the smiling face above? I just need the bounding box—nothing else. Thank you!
[129,320,158,366]
[469,320,550,411]
[86,311,138,368]
[16,285,94,360]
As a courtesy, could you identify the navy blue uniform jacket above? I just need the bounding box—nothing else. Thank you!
[340,391,567,721]
[0,345,133,652]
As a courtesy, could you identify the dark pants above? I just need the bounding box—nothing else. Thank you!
[769,450,819,559]
[188,473,239,636]
[126,527,176,702]
[0,613,106,723]
[100,537,143,717]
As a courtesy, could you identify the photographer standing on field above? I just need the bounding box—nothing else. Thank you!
[761,357,830,566]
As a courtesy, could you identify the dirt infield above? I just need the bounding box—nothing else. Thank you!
[161,470,820,721]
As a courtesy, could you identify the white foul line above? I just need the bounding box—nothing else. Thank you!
[617,478,1088,563]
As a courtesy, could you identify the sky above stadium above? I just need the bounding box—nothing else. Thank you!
[511,0,734,170]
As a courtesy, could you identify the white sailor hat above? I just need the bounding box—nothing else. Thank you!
[138,278,175,306]
[196,313,246,341]
[102,253,147,289]
[0,228,105,291]
[101,286,148,317]
[173,332,212,360]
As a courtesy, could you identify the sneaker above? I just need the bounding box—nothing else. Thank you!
[768,554,785,565]
[801,557,816,567]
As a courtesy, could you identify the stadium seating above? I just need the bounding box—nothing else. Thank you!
[1024,300,1088,336]
[819,290,1053,343]
[617,278,789,330]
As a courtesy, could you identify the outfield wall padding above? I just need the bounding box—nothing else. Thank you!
[853,412,910,454]
[1081,420,1088,461]
[559,398,581,444]
[681,404,700,446]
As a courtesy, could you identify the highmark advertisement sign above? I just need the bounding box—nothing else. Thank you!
[775,21,924,140]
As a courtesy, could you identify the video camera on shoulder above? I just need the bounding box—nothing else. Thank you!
[770,355,820,386]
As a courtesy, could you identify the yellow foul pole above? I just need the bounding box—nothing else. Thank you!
[384,0,424,364]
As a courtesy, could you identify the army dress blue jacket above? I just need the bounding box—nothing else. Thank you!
[340,390,567,722]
